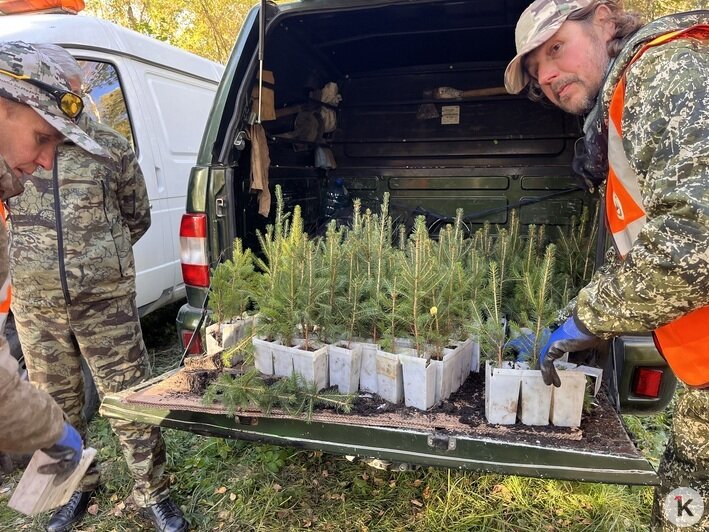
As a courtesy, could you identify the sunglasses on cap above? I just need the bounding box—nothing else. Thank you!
[0,67,84,119]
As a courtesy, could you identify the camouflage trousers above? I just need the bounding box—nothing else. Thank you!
[13,295,170,507]
[651,388,709,531]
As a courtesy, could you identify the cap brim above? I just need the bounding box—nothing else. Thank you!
[504,21,565,94]
[35,108,108,159]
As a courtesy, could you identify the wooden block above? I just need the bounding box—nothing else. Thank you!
[8,447,97,516]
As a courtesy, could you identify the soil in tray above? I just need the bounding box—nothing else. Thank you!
[139,361,639,457]
[347,370,637,456]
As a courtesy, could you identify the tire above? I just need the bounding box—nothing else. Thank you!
[6,313,100,422]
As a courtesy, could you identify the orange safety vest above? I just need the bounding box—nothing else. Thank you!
[0,202,11,331]
[606,25,709,388]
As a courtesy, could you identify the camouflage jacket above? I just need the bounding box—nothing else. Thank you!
[576,11,709,337]
[8,115,151,306]
[0,154,64,453]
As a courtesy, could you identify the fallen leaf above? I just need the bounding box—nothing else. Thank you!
[215,486,227,494]
[322,470,329,478]
[229,493,237,501]
[389,480,397,488]
[273,483,283,492]
[87,504,99,516]
[303,520,312,528]
[422,486,431,500]
[413,479,422,487]
[411,499,423,507]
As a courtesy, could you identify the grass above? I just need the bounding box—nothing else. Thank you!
[0,302,670,531]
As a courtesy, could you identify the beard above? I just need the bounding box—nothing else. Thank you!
[551,34,611,115]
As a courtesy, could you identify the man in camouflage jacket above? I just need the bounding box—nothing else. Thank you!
[8,47,187,532]
[506,1,708,530]
[0,41,104,475]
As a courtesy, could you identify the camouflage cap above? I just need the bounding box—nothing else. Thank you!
[504,0,595,94]
[0,41,107,157]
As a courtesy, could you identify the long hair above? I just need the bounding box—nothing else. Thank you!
[526,0,644,102]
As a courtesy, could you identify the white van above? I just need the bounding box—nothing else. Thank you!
[0,12,224,314]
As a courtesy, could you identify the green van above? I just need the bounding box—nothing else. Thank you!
[103,0,676,485]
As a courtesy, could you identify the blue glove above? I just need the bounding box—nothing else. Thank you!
[506,328,551,363]
[539,317,599,387]
[38,422,83,475]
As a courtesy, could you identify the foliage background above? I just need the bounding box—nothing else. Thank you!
[84,0,707,64]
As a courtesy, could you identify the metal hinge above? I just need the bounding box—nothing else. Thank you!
[427,433,456,451]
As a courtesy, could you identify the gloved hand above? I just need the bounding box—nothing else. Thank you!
[38,422,83,475]
[506,328,551,363]
[539,317,599,387]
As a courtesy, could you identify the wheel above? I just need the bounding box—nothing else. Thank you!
[6,313,100,422]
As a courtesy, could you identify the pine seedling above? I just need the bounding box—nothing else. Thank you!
[296,237,328,350]
[208,238,259,330]
[514,243,557,367]
[266,373,354,422]
[398,216,440,356]
[256,200,307,347]
[318,220,347,343]
[475,261,508,368]
[379,272,402,353]
[203,368,269,417]
[555,203,600,304]
[357,195,393,343]
[205,370,355,423]
[433,210,470,345]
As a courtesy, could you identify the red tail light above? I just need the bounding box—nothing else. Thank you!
[181,329,204,355]
[633,367,663,398]
[180,214,209,287]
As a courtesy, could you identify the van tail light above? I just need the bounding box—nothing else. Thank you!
[632,367,663,398]
[181,329,204,356]
[180,213,209,287]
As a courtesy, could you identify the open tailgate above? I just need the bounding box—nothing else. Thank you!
[101,369,658,486]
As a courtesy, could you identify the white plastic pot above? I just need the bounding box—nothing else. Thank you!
[251,336,277,375]
[550,370,587,427]
[400,354,437,410]
[519,369,552,425]
[439,342,467,399]
[484,360,522,425]
[328,342,363,394]
[356,341,380,394]
[375,349,404,403]
[206,315,256,358]
[291,342,329,390]
[469,337,481,373]
[272,342,295,378]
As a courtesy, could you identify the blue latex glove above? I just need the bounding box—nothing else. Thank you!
[506,328,551,363]
[38,422,83,475]
[539,317,599,387]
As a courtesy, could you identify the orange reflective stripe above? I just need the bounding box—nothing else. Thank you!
[0,280,10,313]
[606,25,709,388]
[654,307,709,389]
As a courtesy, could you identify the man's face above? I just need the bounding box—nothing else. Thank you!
[0,99,63,177]
[524,19,611,115]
